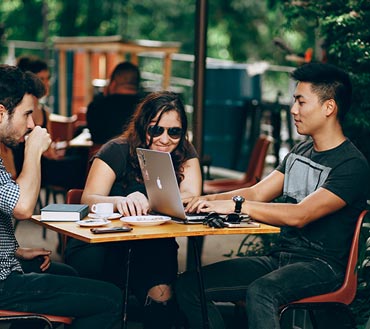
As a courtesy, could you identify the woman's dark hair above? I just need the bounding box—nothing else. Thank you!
[122,91,193,184]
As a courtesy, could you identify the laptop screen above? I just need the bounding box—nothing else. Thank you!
[136,148,203,222]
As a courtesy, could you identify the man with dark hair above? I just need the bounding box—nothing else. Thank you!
[86,61,142,144]
[177,62,370,329]
[0,65,122,329]
[17,55,51,96]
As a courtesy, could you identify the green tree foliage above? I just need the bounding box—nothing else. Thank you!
[0,0,43,41]
[278,2,370,322]
[0,0,287,61]
[279,0,370,170]
[2,1,368,160]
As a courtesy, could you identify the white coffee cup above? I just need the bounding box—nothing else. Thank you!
[91,203,114,217]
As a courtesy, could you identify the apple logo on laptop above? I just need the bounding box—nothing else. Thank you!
[156,176,163,189]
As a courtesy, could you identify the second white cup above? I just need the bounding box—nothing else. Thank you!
[91,203,114,217]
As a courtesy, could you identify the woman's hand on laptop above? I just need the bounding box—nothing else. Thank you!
[116,192,150,216]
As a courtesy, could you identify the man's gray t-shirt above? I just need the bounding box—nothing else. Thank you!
[273,138,370,269]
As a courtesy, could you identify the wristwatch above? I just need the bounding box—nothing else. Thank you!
[232,195,245,214]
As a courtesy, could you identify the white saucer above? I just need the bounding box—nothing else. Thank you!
[77,219,111,227]
[120,215,171,227]
[88,213,122,220]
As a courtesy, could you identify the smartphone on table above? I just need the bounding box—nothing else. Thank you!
[90,226,132,234]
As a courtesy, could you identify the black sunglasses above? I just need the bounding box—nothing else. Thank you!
[147,125,183,139]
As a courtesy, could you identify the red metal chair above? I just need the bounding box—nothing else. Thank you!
[0,305,73,328]
[42,113,79,211]
[66,188,84,205]
[203,135,273,194]
[48,113,78,143]
[279,209,369,328]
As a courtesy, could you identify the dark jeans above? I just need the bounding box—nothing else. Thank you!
[0,271,123,329]
[175,251,344,329]
[65,238,179,302]
[65,238,179,329]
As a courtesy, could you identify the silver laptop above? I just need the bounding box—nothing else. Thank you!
[136,148,207,224]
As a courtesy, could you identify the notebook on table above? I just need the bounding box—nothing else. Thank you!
[136,148,207,224]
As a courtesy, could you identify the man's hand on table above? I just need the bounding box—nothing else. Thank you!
[184,196,234,215]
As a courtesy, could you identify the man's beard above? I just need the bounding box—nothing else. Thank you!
[1,136,21,150]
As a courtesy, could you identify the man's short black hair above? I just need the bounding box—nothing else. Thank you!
[16,55,48,74]
[0,65,45,116]
[291,63,352,123]
[110,61,141,89]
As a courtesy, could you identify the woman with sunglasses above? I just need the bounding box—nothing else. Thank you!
[64,91,202,329]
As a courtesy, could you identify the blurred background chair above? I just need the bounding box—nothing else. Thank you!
[42,114,78,208]
[73,106,88,133]
[48,113,78,143]
[203,134,273,194]
[60,189,84,256]
[42,114,88,208]
[66,188,83,205]
[41,114,88,248]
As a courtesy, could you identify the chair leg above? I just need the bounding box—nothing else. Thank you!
[35,195,44,214]
[280,303,356,329]
[306,309,321,329]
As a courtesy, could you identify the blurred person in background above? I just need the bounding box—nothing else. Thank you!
[87,61,142,144]
[15,55,87,196]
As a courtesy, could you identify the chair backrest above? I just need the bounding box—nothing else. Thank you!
[74,106,87,130]
[294,209,368,305]
[243,135,273,184]
[61,189,84,257]
[66,189,83,204]
[49,114,78,142]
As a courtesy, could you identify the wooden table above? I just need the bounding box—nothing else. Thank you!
[31,216,280,328]
[31,215,279,243]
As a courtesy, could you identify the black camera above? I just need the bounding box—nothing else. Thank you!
[225,212,242,223]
